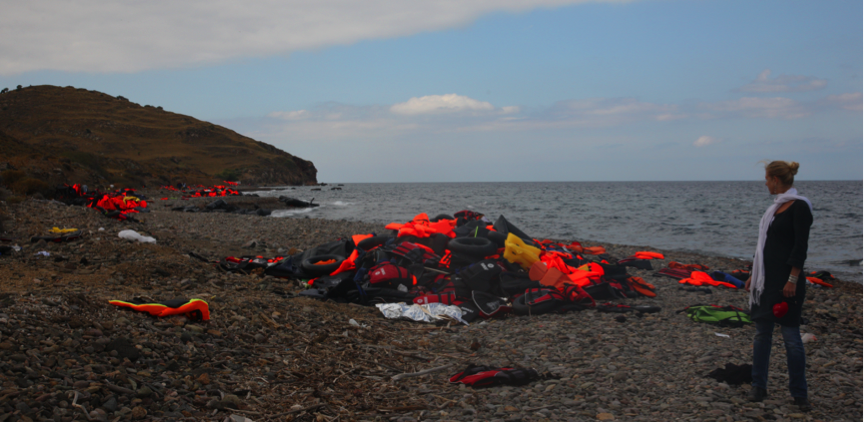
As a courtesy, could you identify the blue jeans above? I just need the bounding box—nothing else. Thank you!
[751,319,807,398]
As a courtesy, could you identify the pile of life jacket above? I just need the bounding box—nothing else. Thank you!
[159,183,241,199]
[252,211,662,321]
[55,184,149,221]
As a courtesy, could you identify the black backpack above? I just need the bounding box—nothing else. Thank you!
[454,259,502,294]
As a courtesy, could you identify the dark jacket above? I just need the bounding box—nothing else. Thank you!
[750,200,813,326]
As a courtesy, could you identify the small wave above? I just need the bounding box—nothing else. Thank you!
[831,259,863,267]
[271,207,317,217]
[332,201,351,207]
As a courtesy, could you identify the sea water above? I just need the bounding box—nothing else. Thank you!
[251,181,862,283]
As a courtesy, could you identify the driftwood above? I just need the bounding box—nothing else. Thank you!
[71,390,95,421]
[264,402,326,420]
[391,363,454,381]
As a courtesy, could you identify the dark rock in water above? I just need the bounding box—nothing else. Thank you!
[105,338,140,361]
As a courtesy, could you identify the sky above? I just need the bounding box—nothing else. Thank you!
[1,0,861,183]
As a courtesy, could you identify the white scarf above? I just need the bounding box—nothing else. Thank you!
[749,187,812,308]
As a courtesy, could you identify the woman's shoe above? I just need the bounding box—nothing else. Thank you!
[792,397,812,412]
[747,387,768,402]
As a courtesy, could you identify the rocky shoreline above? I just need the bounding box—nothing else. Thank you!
[0,193,861,422]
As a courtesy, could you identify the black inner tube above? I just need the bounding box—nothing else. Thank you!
[301,254,345,276]
[447,237,498,257]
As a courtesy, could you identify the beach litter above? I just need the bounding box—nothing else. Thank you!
[801,332,817,343]
[376,302,468,325]
[118,229,156,243]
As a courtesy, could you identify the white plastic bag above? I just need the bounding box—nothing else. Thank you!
[801,333,817,343]
[376,302,468,325]
[118,229,156,243]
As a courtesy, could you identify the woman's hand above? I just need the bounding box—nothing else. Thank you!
[745,277,751,290]
[782,281,796,297]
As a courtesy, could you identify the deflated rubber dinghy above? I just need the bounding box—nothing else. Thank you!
[278,196,319,208]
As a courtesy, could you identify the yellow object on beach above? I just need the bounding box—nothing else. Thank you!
[503,233,541,270]
[50,227,78,234]
[123,196,140,202]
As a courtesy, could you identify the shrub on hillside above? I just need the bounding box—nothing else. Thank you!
[216,169,242,181]
[0,170,25,186]
[11,178,51,197]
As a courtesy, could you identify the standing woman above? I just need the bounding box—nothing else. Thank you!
[745,161,813,411]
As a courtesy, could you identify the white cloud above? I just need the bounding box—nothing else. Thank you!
[736,69,827,93]
[268,110,310,120]
[655,113,688,121]
[264,91,858,142]
[545,98,678,126]
[698,97,808,119]
[390,94,498,115]
[825,92,862,111]
[0,0,628,75]
[693,135,718,147]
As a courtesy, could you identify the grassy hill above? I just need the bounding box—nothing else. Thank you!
[0,85,317,189]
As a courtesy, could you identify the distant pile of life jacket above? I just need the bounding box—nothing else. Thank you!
[227,210,665,321]
[55,184,149,221]
[159,182,241,199]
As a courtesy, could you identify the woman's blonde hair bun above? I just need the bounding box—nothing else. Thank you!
[763,160,799,186]
[788,161,800,175]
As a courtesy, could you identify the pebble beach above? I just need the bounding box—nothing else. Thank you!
[0,193,861,422]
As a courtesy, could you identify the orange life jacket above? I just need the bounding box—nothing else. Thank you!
[329,234,374,275]
[628,276,656,297]
[529,262,571,290]
[109,299,210,321]
[633,251,664,260]
[581,246,606,255]
[679,271,736,288]
[563,241,583,253]
[668,261,709,271]
[805,277,833,288]
[385,213,457,238]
